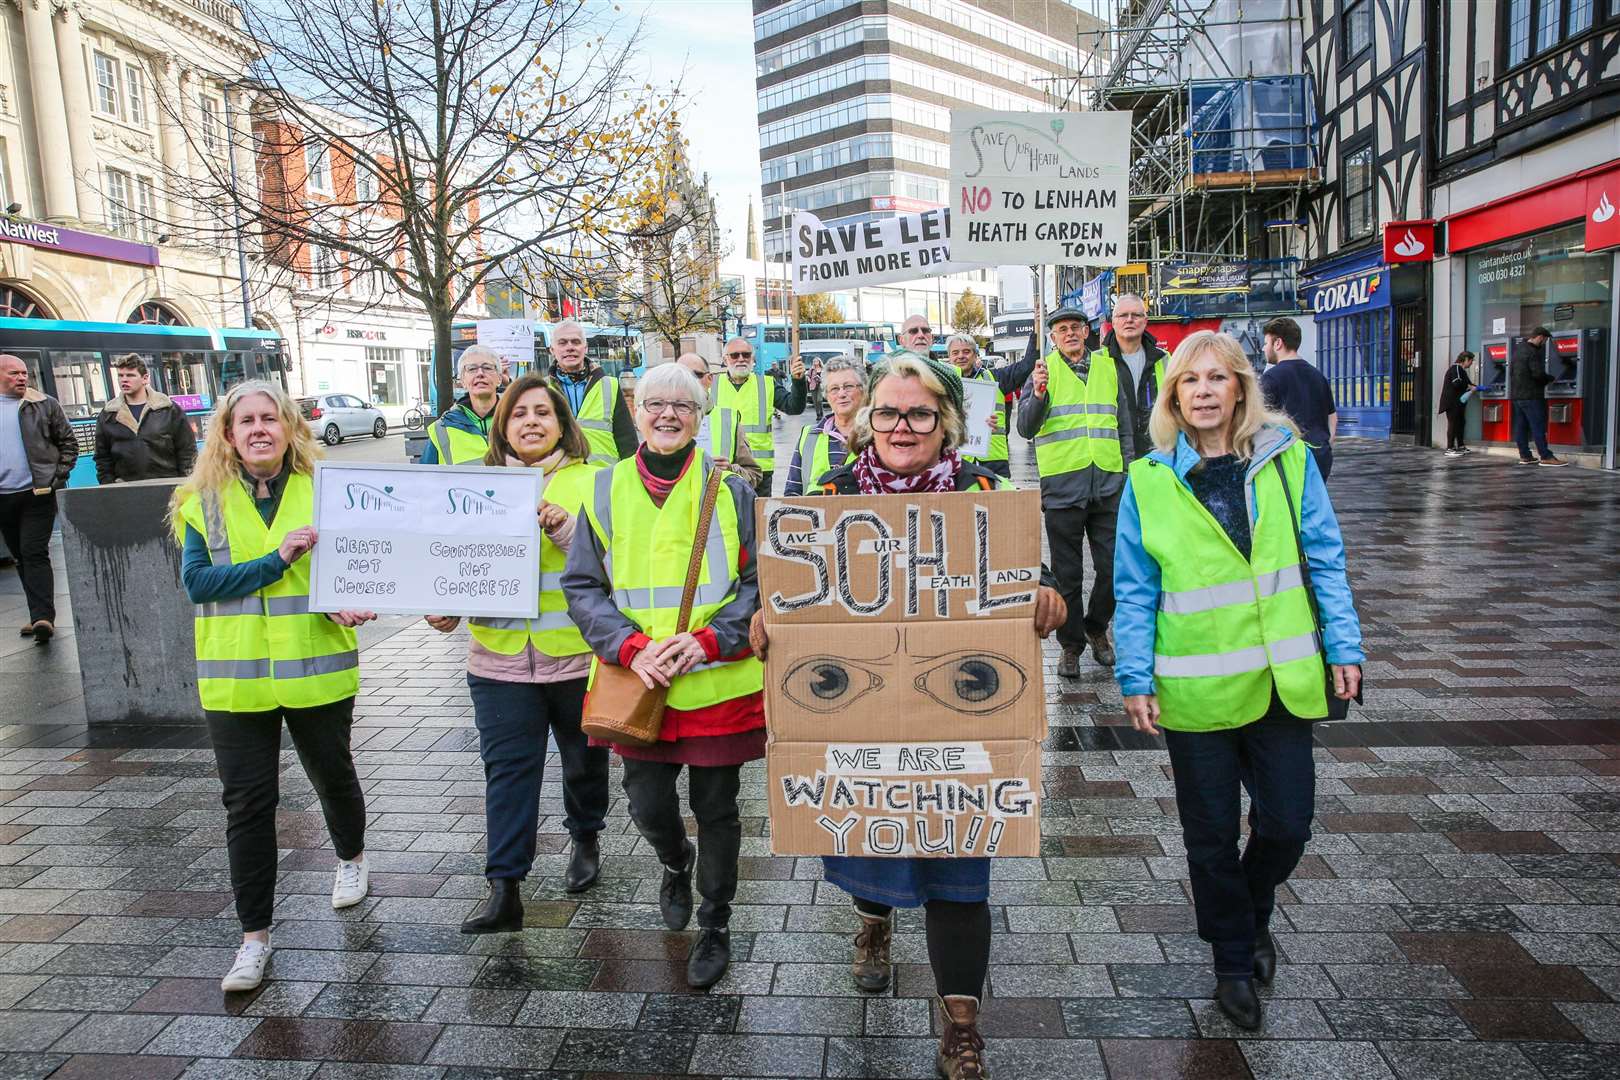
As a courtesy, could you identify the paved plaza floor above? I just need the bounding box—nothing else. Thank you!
[1,424,1619,1079]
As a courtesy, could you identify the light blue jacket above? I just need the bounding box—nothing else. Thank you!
[1113,425,1364,698]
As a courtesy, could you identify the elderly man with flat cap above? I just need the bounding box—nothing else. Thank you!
[1017,306,1137,679]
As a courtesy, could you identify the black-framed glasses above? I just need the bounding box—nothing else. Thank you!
[641,399,700,417]
[870,406,939,434]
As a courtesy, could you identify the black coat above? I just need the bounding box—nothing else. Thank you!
[1437,364,1474,413]
[93,393,197,483]
[1509,339,1553,401]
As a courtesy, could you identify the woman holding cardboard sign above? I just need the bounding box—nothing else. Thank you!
[422,374,610,933]
[1114,331,1363,1031]
[750,352,1066,1080]
[562,362,765,990]
[169,381,377,993]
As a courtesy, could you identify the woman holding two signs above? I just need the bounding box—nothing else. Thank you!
[171,382,377,993]
[424,374,611,933]
[751,353,1066,1080]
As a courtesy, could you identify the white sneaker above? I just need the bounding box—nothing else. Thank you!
[332,857,369,909]
[221,937,271,992]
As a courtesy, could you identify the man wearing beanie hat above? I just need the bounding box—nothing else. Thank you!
[1016,306,1137,678]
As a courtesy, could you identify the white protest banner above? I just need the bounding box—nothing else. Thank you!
[476,319,535,367]
[949,110,1131,266]
[791,208,978,293]
[310,461,543,618]
[960,377,998,458]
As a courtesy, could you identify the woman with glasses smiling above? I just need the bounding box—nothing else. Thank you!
[783,355,865,495]
[562,362,765,990]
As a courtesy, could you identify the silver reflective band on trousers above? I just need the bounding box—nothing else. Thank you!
[1157,565,1305,616]
[1154,631,1320,678]
[194,651,360,681]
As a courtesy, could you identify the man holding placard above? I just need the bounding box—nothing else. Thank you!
[1018,306,1137,679]
[421,346,505,465]
[714,336,807,498]
[946,333,1037,479]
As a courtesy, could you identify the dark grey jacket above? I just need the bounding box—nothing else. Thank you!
[1509,339,1554,401]
[10,389,78,490]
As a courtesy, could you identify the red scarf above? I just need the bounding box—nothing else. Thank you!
[850,445,962,494]
[635,445,694,507]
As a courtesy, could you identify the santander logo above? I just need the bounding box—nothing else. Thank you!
[1392,229,1426,257]
[1595,192,1616,224]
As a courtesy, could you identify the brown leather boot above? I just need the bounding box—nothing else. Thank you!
[936,995,989,1079]
[850,910,892,991]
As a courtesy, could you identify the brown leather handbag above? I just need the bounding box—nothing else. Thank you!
[580,466,725,747]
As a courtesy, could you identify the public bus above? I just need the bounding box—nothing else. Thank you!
[0,317,288,487]
[739,321,897,371]
[450,320,644,384]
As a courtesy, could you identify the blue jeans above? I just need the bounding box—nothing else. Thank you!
[1162,710,1315,978]
[1512,399,1551,459]
[467,674,607,880]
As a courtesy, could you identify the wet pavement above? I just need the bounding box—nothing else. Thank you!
[1,425,1619,1079]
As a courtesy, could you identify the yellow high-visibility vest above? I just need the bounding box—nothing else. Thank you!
[1034,349,1123,478]
[715,374,775,469]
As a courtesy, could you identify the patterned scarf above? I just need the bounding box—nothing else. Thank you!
[635,444,694,507]
[850,445,962,494]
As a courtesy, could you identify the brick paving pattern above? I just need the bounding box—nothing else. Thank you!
[1,426,1618,1078]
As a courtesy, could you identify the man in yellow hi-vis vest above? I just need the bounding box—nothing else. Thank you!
[546,320,637,466]
[714,336,807,498]
[1016,306,1138,680]
[676,353,762,489]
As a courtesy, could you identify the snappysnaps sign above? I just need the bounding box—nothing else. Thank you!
[949,110,1130,266]
[792,208,976,293]
[757,490,1045,857]
[310,462,543,618]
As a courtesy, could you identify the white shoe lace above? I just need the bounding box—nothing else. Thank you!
[230,940,268,974]
[336,861,363,891]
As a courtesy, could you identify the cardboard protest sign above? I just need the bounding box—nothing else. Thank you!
[310,461,543,618]
[949,110,1130,266]
[757,490,1045,857]
[792,208,978,293]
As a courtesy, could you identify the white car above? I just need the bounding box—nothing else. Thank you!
[299,394,389,445]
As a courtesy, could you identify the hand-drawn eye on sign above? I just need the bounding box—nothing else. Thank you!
[914,651,1027,715]
[782,655,886,713]
[777,628,1029,717]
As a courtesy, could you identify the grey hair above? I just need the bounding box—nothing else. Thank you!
[850,354,968,454]
[1112,292,1147,313]
[551,319,586,342]
[819,355,866,380]
[945,334,978,353]
[633,362,705,410]
[458,345,505,372]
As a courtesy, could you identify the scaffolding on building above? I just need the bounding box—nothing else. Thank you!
[1046,0,1318,316]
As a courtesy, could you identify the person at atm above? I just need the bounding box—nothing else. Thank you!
[1510,327,1569,468]
[1438,351,1477,457]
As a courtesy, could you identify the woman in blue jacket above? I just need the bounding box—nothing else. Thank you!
[1113,331,1363,1031]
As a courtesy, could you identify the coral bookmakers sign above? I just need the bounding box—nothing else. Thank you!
[1383,220,1435,263]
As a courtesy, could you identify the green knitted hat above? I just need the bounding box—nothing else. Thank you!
[870,350,965,416]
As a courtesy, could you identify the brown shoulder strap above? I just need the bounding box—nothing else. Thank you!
[675,465,725,634]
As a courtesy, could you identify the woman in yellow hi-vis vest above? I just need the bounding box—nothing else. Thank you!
[423,374,610,934]
[170,381,377,993]
[562,362,765,991]
[1113,332,1363,1032]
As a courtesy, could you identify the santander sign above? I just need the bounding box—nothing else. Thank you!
[1383,220,1435,263]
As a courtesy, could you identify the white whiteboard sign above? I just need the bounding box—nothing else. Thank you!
[960,378,998,459]
[476,319,535,367]
[310,461,543,618]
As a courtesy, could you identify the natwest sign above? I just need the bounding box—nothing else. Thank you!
[0,216,159,267]
[1384,220,1435,263]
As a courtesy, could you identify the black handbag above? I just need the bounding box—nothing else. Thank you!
[1271,457,1362,720]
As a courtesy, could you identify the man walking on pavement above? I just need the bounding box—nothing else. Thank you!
[1105,294,1169,453]
[1509,326,1569,467]
[0,354,77,644]
[1260,317,1338,479]
[546,320,637,465]
[421,346,507,465]
[1017,308,1135,678]
[93,354,197,483]
[946,333,1038,479]
[714,337,807,498]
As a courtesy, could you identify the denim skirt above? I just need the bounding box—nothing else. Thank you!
[822,855,991,907]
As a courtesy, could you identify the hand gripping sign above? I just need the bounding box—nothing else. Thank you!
[757,490,1045,857]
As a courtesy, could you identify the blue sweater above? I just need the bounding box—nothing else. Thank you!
[1113,426,1364,698]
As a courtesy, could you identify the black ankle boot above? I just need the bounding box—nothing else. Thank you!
[565,835,601,894]
[460,878,523,934]
[1215,978,1263,1030]
[660,841,696,931]
[687,927,730,988]
[1253,929,1277,985]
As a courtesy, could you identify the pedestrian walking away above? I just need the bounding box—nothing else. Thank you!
[713,336,808,498]
[421,346,506,464]
[0,353,77,644]
[676,352,762,488]
[1510,326,1569,467]
[562,362,766,990]
[1114,330,1363,1032]
[945,332,1039,479]
[1018,306,1136,679]
[1438,350,1478,456]
[754,350,1065,1080]
[169,380,377,993]
[546,319,638,465]
[423,375,611,933]
[93,353,198,482]
[783,355,866,495]
[1260,316,1337,479]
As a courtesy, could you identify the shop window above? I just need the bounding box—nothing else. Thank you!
[0,285,50,319]
[366,346,403,404]
[125,63,146,126]
[1340,145,1375,242]
[1340,0,1373,63]
[93,53,121,118]
[51,352,109,419]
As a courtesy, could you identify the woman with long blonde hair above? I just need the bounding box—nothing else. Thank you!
[1114,332,1363,1031]
[170,380,377,993]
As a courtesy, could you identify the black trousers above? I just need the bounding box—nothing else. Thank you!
[467,674,608,879]
[854,896,991,998]
[620,759,742,929]
[1444,405,1467,450]
[0,489,56,624]
[1044,492,1120,648]
[753,471,773,499]
[206,697,367,933]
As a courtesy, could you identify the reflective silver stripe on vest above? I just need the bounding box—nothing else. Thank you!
[739,377,770,433]
[273,651,360,678]
[200,493,231,564]
[266,595,312,616]
[433,418,452,459]
[197,657,272,680]
[1046,403,1118,418]
[1158,565,1304,616]
[196,597,261,619]
[1033,426,1120,446]
[1154,630,1321,678]
[470,610,577,632]
[595,461,737,614]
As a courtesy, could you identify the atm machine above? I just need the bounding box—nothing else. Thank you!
[1479,337,1512,443]
[1545,327,1608,448]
